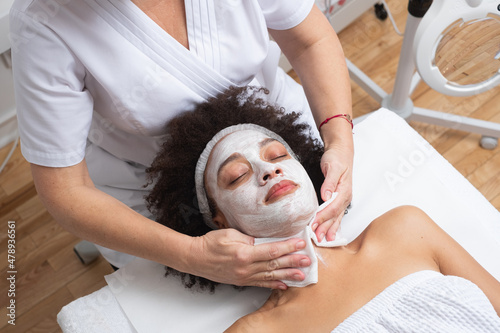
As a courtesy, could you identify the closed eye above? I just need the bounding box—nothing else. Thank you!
[271,154,288,161]
[230,172,247,185]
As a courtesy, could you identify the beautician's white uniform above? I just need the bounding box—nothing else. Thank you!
[10,0,319,267]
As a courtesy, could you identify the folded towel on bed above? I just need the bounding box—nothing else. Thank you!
[57,287,137,333]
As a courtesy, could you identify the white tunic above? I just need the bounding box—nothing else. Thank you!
[10,0,317,266]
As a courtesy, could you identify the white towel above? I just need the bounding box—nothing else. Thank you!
[57,287,137,333]
[333,270,500,332]
[254,193,348,287]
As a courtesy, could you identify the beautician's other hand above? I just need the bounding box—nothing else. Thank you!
[188,228,311,289]
[312,146,353,242]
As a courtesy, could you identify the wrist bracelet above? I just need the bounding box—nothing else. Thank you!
[318,114,353,131]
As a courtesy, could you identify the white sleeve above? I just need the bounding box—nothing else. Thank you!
[10,7,93,167]
[257,0,315,30]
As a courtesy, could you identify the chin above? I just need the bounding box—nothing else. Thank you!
[272,211,317,238]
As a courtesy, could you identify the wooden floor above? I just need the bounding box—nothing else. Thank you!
[1,1,499,332]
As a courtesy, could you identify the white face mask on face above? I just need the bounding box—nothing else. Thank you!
[205,130,318,238]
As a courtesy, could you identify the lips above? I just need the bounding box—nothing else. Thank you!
[265,180,298,204]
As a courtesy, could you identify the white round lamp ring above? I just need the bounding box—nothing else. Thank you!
[414,0,500,97]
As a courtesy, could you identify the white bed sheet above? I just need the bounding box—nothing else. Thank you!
[57,109,500,333]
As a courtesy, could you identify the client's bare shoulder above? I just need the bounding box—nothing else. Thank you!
[362,205,441,260]
[345,205,441,280]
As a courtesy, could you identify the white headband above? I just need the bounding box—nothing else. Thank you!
[194,124,298,229]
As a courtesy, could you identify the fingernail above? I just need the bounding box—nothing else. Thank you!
[300,258,310,267]
[319,233,325,242]
[325,191,332,200]
[296,240,306,250]
[293,273,304,281]
[279,285,287,290]
[327,233,336,242]
[311,223,318,231]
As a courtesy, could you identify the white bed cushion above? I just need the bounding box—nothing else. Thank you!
[57,109,500,333]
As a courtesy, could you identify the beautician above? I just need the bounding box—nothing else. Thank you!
[10,0,352,289]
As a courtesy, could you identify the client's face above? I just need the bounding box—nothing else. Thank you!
[205,129,318,238]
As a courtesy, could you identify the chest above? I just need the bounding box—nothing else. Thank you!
[131,0,189,49]
[273,248,439,331]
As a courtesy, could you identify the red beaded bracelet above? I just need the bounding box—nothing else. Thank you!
[318,114,353,131]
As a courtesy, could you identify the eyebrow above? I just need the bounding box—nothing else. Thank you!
[217,153,242,178]
[259,138,278,148]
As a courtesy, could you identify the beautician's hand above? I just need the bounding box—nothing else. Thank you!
[312,146,353,242]
[188,228,311,289]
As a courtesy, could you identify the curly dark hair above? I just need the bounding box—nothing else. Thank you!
[146,86,325,292]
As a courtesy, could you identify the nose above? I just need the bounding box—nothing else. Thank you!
[258,163,283,185]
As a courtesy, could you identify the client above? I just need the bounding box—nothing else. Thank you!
[147,86,500,331]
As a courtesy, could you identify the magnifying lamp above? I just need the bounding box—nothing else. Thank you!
[414,0,500,97]
[348,0,500,149]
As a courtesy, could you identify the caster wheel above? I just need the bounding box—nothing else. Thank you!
[480,136,498,150]
[375,3,388,21]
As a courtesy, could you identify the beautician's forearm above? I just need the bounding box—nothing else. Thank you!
[270,6,352,149]
[54,187,192,269]
[31,163,193,272]
[289,31,352,150]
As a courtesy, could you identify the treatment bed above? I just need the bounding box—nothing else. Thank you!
[57,109,500,333]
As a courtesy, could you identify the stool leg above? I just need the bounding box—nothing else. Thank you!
[73,240,100,265]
